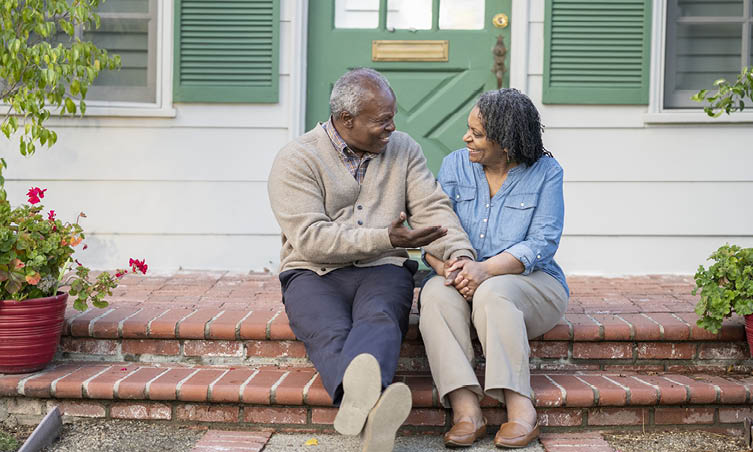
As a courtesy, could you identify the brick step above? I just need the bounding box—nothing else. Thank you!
[59,305,752,373]
[2,362,752,434]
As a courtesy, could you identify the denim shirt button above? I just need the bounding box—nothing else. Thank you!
[485,204,490,208]
[537,254,541,259]
[483,218,488,222]
[480,234,485,238]
[520,202,525,207]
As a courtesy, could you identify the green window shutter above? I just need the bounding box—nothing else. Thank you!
[543,0,652,104]
[173,0,280,103]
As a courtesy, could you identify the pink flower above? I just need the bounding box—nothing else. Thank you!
[83,244,88,250]
[25,273,41,285]
[115,270,127,278]
[129,258,148,275]
[48,210,56,221]
[27,187,47,205]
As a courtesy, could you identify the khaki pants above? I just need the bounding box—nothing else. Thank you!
[418,271,568,407]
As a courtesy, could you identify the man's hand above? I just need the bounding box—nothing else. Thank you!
[443,256,472,287]
[388,212,447,248]
[446,259,492,301]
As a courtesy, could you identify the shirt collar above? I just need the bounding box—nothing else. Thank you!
[322,117,375,160]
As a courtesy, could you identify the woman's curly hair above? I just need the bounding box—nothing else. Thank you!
[475,88,552,166]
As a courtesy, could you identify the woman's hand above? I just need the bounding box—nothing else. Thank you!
[446,259,493,301]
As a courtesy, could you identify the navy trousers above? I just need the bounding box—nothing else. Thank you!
[279,263,415,405]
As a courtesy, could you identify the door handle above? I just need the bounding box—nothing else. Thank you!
[492,35,507,89]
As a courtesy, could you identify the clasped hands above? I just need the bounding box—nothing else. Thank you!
[443,257,491,301]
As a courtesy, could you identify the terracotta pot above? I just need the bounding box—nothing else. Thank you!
[746,314,753,358]
[0,292,68,374]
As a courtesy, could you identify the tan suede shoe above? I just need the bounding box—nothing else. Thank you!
[493,420,540,448]
[443,417,487,448]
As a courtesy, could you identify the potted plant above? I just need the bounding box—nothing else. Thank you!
[692,244,753,356]
[0,182,148,374]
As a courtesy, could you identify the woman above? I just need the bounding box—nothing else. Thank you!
[419,88,569,448]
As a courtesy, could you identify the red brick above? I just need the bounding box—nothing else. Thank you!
[117,367,171,399]
[179,369,226,402]
[601,375,657,405]
[618,314,662,340]
[210,368,257,403]
[675,312,722,340]
[20,364,83,398]
[631,375,687,404]
[177,308,221,339]
[69,308,112,337]
[481,407,508,426]
[111,402,172,420]
[695,375,748,404]
[55,401,106,418]
[572,342,633,360]
[269,311,296,340]
[241,369,286,405]
[661,375,717,404]
[147,308,194,338]
[531,375,563,407]
[90,307,142,338]
[636,342,696,360]
[697,342,748,360]
[587,407,647,426]
[59,337,118,355]
[176,404,239,423]
[530,341,569,359]
[537,408,583,426]
[245,340,306,358]
[654,407,714,425]
[86,364,140,399]
[540,320,572,340]
[540,432,612,450]
[243,406,307,424]
[238,309,278,339]
[121,307,170,338]
[643,313,690,340]
[719,407,753,424]
[591,314,632,340]
[539,363,600,372]
[548,375,596,407]
[405,408,445,426]
[122,339,180,356]
[603,365,665,373]
[207,309,250,340]
[405,376,435,408]
[184,340,243,357]
[566,314,601,341]
[304,374,333,406]
[311,407,337,424]
[148,368,197,400]
[575,375,627,406]
[54,365,111,398]
[274,369,316,405]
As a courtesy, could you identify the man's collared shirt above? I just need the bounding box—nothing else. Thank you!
[321,117,375,184]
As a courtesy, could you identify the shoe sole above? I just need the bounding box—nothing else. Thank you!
[334,354,382,436]
[361,382,412,452]
[494,424,540,449]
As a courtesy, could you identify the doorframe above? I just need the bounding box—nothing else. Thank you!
[292,0,531,137]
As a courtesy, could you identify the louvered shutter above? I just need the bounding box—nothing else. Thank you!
[543,0,652,104]
[173,0,280,103]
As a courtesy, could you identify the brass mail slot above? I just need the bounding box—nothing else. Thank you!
[371,40,449,62]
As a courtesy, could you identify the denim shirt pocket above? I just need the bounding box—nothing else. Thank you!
[500,193,539,241]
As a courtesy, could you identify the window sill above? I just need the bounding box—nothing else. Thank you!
[643,111,753,124]
[68,105,177,118]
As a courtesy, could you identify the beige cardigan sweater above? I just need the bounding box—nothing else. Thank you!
[268,125,475,275]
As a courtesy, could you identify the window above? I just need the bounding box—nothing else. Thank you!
[663,0,752,109]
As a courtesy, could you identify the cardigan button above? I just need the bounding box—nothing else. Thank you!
[357,205,363,210]
[357,220,363,225]
[320,267,326,272]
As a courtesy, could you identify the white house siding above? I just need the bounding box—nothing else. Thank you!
[526,0,753,275]
[3,0,752,276]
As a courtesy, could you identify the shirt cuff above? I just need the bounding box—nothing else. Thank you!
[448,249,475,262]
[505,243,535,275]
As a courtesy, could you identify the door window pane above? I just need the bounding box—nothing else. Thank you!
[677,0,743,17]
[439,0,485,30]
[386,0,432,30]
[335,0,379,29]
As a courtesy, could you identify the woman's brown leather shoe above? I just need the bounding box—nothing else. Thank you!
[443,417,487,448]
[493,420,540,448]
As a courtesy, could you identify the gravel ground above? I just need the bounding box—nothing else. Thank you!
[603,430,750,452]
[263,432,545,452]
[0,424,35,452]
[39,419,204,452]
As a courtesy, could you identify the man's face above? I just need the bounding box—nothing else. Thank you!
[341,86,397,154]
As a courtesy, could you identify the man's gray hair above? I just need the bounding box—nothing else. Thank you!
[329,68,393,117]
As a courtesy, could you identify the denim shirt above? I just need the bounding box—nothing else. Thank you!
[437,149,569,296]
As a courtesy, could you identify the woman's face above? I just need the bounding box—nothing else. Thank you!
[462,106,505,167]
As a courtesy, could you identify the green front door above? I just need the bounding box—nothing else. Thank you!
[306,0,511,174]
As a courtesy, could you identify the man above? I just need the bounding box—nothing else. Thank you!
[268,68,474,451]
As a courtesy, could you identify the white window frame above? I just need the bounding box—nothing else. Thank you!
[645,0,753,123]
[77,0,175,117]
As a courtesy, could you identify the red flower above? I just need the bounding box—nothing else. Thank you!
[27,187,47,205]
[75,259,82,266]
[129,258,148,275]
[115,270,127,278]
[48,210,56,221]
[83,244,88,250]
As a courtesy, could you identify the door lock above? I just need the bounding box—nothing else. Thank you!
[492,13,509,28]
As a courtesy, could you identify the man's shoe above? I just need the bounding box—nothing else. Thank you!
[443,417,487,448]
[334,354,382,436]
[361,382,412,452]
[493,420,540,448]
